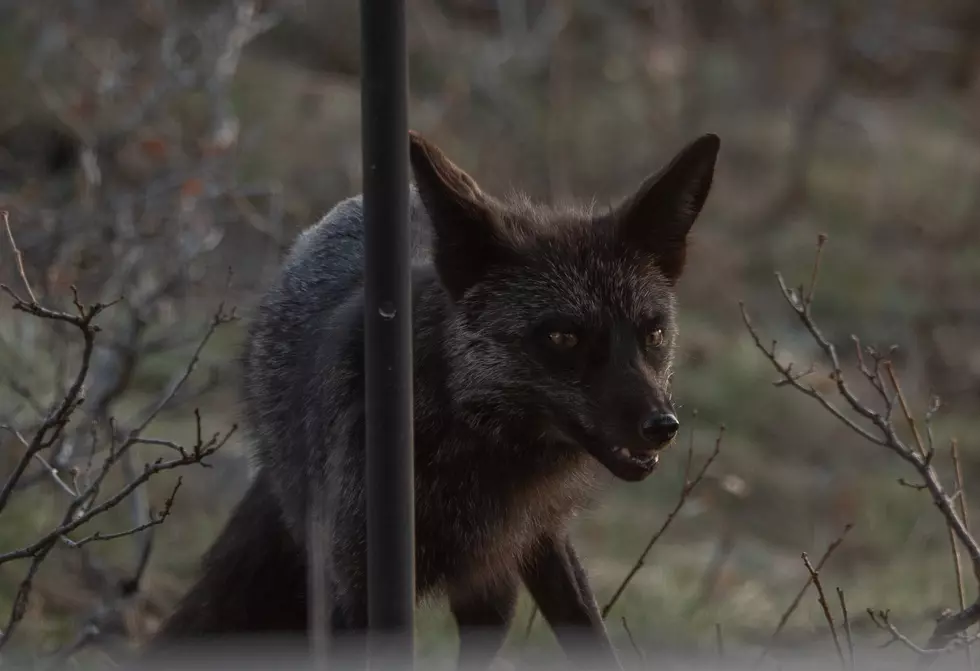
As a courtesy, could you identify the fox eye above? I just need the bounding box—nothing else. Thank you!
[548,331,579,349]
[644,328,665,349]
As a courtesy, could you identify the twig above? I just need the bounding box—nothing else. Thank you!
[0,424,235,566]
[602,425,724,618]
[127,306,237,438]
[950,439,977,584]
[621,617,645,664]
[758,523,852,664]
[0,285,107,517]
[0,540,53,649]
[837,587,854,671]
[884,362,927,459]
[943,440,972,671]
[62,478,182,548]
[868,609,980,657]
[0,425,78,498]
[2,211,38,304]
[739,299,886,447]
[0,414,234,648]
[803,232,827,307]
[802,552,845,670]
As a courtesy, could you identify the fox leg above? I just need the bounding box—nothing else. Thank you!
[450,577,519,671]
[521,533,622,670]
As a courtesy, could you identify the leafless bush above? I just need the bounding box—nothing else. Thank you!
[1,0,286,437]
[0,0,296,662]
[741,235,980,665]
[0,213,237,659]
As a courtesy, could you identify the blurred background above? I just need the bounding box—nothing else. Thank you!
[1,0,979,667]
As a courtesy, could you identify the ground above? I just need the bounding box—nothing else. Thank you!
[1,3,980,666]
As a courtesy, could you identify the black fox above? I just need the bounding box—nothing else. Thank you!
[146,131,720,670]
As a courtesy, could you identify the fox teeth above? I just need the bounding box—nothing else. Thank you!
[616,447,631,459]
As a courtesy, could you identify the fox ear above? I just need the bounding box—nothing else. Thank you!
[614,133,719,283]
[409,131,511,301]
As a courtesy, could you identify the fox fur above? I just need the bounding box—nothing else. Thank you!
[145,131,720,670]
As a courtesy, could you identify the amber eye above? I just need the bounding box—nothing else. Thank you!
[548,331,579,349]
[645,328,665,349]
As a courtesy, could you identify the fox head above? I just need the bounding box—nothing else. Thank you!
[409,131,719,482]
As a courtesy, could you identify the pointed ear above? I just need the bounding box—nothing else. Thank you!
[614,133,720,283]
[409,131,513,301]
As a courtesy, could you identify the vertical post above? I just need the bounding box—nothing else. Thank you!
[361,0,414,668]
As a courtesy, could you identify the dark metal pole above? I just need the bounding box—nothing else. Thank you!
[361,0,414,668]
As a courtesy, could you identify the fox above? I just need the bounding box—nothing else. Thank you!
[144,130,720,670]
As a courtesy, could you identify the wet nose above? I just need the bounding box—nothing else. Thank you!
[640,412,679,446]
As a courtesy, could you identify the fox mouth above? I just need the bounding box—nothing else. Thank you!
[546,421,667,482]
[590,444,661,482]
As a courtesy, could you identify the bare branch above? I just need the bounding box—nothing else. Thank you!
[746,236,980,659]
[0,540,53,648]
[837,587,855,671]
[739,301,886,447]
[950,439,977,584]
[62,478,182,549]
[803,232,828,308]
[0,424,235,567]
[868,609,980,658]
[802,552,846,670]
[943,440,971,670]
[2,211,37,304]
[0,291,104,515]
[759,523,852,663]
[601,425,724,618]
[621,616,645,664]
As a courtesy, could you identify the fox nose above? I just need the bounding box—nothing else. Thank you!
[639,412,679,446]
